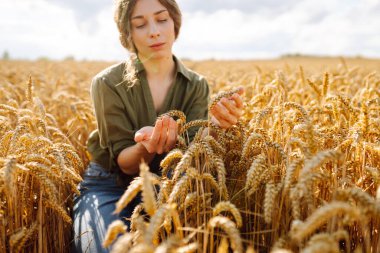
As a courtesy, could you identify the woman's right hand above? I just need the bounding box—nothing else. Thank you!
[134,116,178,154]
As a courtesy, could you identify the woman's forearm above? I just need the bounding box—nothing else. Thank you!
[117,142,156,175]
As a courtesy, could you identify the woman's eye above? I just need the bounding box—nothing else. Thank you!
[135,24,145,29]
[158,19,167,23]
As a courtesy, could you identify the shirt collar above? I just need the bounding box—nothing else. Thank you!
[133,55,192,81]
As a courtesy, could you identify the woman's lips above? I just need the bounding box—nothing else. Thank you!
[150,42,165,50]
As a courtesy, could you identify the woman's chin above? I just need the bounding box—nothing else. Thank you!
[152,51,171,60]
[139,50,171,61]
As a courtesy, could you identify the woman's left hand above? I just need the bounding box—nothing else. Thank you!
[210,87,245,129]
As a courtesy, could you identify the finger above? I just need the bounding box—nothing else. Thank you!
[151,119,163,145]
[212,103,237,126]
[157,116,170,154]
[230,93,244,109]
[219,118,233,129]
[144,143,154,153]
[236,87,245,96]
[230,87,245,98]
[211,115,232,129]
[220,97,240,118]
[137,137,153,153]
[134,132,145,142]
[165,118,178,152]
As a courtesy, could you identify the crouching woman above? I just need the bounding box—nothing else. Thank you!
[72,0,244,252]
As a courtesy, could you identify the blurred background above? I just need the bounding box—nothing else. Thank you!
[1,0,379,61]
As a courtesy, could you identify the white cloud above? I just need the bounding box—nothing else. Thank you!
[0,0,379,60]
[175,0,380,59]
[177,0,299,15]
[46,0,109,23]
[0,0,127,60]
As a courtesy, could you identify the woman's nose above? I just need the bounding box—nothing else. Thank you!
[148,22,160,38]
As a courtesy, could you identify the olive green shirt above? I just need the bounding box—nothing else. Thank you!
[87,56,209,177]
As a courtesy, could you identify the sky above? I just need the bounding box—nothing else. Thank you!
[1,0,380,61]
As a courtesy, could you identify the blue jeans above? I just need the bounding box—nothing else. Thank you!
[71,162,140,253]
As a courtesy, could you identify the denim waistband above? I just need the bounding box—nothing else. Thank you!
[83,162,115,178]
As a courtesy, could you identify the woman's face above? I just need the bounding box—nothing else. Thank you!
[130,0,176,60]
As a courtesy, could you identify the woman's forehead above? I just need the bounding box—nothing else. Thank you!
[131,0,168,18]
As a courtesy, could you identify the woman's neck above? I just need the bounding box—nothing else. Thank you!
[139,54,176,81]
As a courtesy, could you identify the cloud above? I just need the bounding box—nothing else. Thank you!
[174,0,380,59]
[178,0,299,15]
[1,0,379,60]
[0,0,127,60]
[44,0,112,34]
[46,0,109,21]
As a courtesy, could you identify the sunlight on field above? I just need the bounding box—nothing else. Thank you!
[0,57,379,252]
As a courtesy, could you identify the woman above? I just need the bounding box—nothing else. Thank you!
[72,0,244,252]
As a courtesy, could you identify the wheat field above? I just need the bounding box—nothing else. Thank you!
[0,57,379,253]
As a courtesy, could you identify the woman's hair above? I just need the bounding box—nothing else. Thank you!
[114,0,182,87]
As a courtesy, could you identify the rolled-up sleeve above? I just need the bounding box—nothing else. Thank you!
[91,77,136,161]
[185,77,210,142]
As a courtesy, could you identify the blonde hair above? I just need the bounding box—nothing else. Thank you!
[122,55,139,88]
[114,0,182,87]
